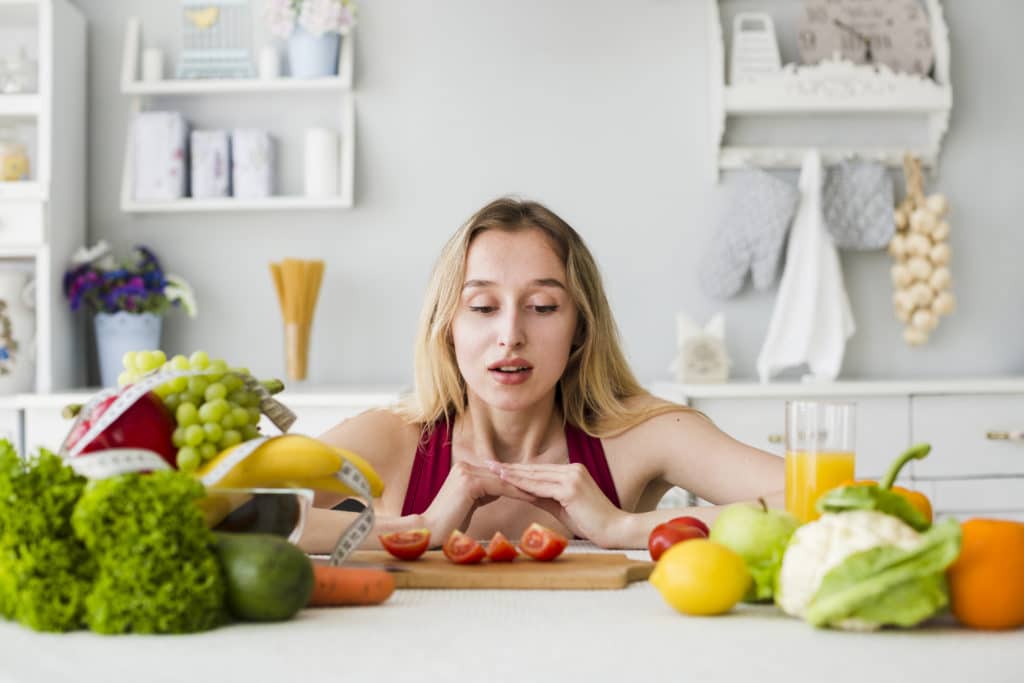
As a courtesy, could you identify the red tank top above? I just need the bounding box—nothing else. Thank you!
[400,419,622,516]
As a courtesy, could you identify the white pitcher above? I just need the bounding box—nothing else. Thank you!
[0,270,35,394]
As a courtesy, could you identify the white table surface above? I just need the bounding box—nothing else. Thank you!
[2,546,1022,683]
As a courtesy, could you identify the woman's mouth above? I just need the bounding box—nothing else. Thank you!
[488,361,533,385]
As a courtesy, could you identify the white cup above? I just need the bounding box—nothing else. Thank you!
[303,127,339,197]
[142,48,163,82]
[259,45,280,80]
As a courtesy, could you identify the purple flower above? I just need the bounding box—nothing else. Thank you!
[62,243,192,317]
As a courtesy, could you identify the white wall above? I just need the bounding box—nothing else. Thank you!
[76,0,1024,387]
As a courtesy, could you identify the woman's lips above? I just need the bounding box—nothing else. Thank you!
[489,367,533,385]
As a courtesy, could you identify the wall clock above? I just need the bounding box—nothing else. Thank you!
[798,0,935,76]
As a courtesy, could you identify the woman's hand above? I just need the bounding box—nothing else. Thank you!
[421,461,538,545]
[490,462,627,548]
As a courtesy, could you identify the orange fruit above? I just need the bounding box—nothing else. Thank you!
[947,518,1024,630]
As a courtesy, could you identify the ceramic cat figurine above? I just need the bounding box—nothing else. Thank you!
[668,312,730,384]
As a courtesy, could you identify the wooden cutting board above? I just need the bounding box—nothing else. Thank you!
[333,551,654,590]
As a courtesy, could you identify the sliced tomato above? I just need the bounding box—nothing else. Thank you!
[442,530,487,565]
[379,528,431,560]
[519,523,568,561]
[486,531,519,562]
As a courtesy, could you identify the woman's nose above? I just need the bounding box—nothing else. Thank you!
[497,309,525,348]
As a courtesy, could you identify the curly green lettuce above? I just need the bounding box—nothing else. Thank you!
[71,470,228,634]
[0,442,93,632]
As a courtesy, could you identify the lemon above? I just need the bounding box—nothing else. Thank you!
[649,538,751,616]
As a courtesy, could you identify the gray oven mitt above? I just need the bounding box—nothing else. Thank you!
[699,168,799,299]
[822,159,895,250]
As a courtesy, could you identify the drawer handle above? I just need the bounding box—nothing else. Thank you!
[767,433,783,444]
[986,430,1024,441]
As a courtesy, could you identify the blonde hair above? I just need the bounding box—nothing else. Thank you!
[396,197,692,437]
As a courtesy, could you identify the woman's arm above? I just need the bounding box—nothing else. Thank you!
[496,408,785,549]
[309,409,537,553]
[611,409,785,547]
[643,409,785,506]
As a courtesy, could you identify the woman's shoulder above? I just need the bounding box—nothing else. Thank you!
[600,394,709,443]
[318,408,423,472]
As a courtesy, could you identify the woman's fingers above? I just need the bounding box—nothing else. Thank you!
[457,463,537,502]
[496,469,567,500]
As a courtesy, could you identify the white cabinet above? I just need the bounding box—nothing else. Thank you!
[258,386,404,438]
[0,0,87,392]
[0,403,20,452]
[689,395,910,480]
[652,379,1024,521]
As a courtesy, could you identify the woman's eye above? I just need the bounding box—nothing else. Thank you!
[468,305,495,313]
[532,305,558,314]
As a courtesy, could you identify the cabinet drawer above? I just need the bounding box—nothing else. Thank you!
[0,202,44,245]
[912,394,1024,477]
[23,405,71,454]
[691,396,910,480]
[917,478,1024,517]
[0,408,20,453]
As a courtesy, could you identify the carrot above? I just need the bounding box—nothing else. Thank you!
[307,564,396,607]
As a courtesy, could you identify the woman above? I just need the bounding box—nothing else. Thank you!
[302,198,783,552]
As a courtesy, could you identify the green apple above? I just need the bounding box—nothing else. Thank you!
[709,498,798,602]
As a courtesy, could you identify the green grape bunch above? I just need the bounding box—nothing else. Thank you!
[118,350,281,473]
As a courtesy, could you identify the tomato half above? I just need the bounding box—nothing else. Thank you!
[667,515,710,537]
[379,528,431,560]
[519,523,568,561]
[648,522,706,561]
[486,531,519,562]
[442,530,487,565]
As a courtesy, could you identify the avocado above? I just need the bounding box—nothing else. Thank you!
[213,532,314,622]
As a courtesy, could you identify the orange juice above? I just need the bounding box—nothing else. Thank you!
[785,450,855,523]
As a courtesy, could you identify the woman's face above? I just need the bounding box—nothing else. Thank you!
[452,228,578,412]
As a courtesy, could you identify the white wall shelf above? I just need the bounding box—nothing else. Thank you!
[0,95,40,116]
[119,16,354,95]
[122,194,353,214]
[0,0,87,394]
[0,181,44,200]
[118,16,356,213]
[709,0,952,178]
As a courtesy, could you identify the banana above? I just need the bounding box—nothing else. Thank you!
[195,434,384,498]
[333,446,384,498]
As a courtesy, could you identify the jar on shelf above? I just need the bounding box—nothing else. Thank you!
[0,269,36,394]
[0,47,38,94]
[0,129,30,181]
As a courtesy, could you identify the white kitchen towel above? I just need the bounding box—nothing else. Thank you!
[231,128,274,198]
[132,111,188,201]
[190,129,231,199]
[756,150,855,383]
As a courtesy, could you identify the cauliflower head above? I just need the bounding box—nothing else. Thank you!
[776,510,921,628]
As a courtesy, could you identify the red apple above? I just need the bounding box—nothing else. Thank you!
[648,522,707,561]
[65,390,177,469]
[667,515,710,536]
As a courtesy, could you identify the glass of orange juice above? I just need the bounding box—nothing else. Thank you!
[785,400,855,523]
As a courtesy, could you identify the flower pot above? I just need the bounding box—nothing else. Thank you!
[287,27,341,78]
[94,312,162,388]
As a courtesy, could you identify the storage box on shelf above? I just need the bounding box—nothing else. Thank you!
[0,0,86,393]
[709,0,952,178]
[118,17,355,213]
[650,379,1024,521]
